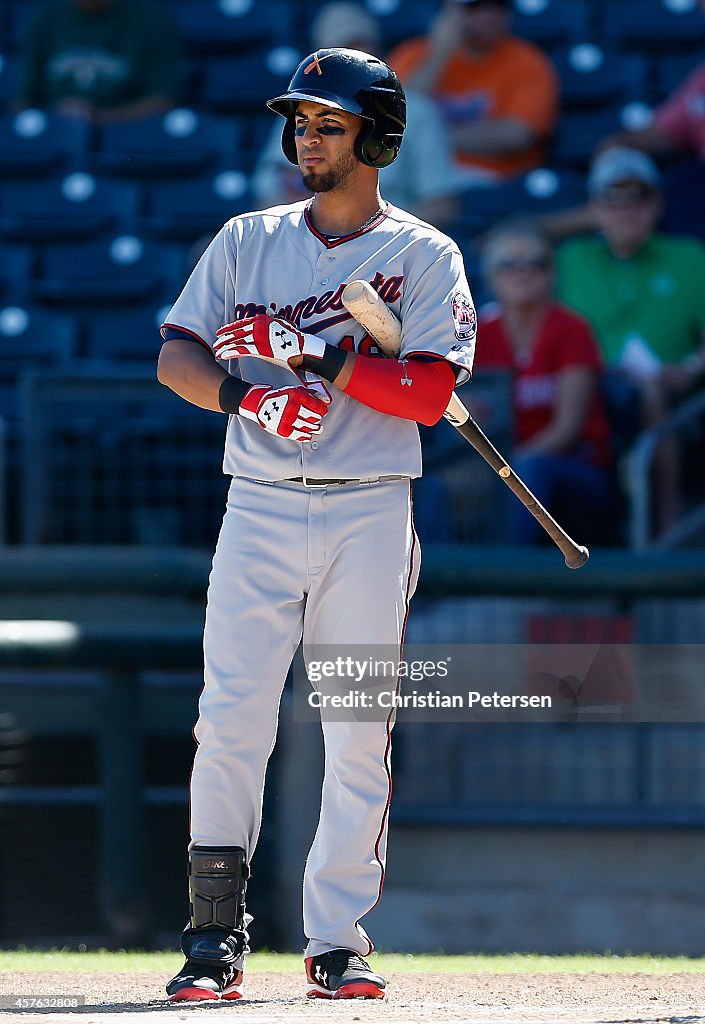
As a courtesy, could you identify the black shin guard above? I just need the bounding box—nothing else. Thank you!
[181,846,250,965]
[189,846,249,931]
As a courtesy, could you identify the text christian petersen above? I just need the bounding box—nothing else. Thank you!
[308,690,553,710]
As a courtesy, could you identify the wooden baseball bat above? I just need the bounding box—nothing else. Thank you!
[341,279,589,570]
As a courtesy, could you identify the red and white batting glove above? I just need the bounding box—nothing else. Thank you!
[239,381,331,442]
[215,314,326,369]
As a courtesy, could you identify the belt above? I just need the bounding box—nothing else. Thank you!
[287,475,406,489]
[240,475,408,489]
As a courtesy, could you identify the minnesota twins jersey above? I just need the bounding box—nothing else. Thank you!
[162,200,476,482]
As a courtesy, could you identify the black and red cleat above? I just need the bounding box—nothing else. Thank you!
[166,924,247,1002]
[166,962,244,1002]
[305,949,386,1000]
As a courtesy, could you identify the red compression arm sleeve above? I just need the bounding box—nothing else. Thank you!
[343,356,456,426]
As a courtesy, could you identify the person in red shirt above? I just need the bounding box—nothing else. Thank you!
[474,221,614,544]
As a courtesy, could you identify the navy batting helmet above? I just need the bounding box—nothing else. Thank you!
[267,48,406,169]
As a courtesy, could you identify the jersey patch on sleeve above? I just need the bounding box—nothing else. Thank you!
[452,290,477,343]
[447,290,477,376]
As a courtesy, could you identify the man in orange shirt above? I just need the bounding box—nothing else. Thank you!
[389,0,558,184]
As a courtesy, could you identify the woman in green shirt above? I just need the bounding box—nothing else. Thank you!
[557,147,705,535]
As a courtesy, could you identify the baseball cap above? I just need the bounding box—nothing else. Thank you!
[311,3,382,51]
[588,146,662,196]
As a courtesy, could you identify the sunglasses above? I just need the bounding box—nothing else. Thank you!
[493,256,551,273]
[596,184,658,206]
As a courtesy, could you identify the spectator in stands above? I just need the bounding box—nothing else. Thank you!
[599,0,705,239]
[542,0,705,242]
[474,220,614,545]
[388,0,558,186]
[251,2,462,227]
[606,55,705,168]
[556,147,705,533]
[14,0,182,123]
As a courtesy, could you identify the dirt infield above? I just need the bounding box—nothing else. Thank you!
[1,970,704,1024]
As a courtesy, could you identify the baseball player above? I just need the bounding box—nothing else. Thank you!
[157,48,476,1002]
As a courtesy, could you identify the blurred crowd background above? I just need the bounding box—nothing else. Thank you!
[0,0,704,550]
[3,0,705,955]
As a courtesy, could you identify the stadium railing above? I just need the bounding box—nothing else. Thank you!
[626,388,705,550]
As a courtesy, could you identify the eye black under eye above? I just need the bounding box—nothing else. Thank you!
[294,124,346,136]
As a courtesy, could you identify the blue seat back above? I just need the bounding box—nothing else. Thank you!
[82,301,173,361]
[200,48,303,112]
[170,1,295,53]
[512,0,591,51]
[144,169,253,240]
[94,109,242,177]
[0,173,140,241]
[601,0,705,51]
[34,237,188,305]
[552,45,648,110]
[0,110,90,176]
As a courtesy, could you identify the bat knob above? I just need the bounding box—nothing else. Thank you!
[565,546,590,570]
[341,281,365,303]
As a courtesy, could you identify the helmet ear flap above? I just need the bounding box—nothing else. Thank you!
[355,121,401,169]
[362,135,399,169]
[281,117,298,165]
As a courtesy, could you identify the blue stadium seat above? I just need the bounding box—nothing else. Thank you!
[0,173,140,241]
[18,364,227,545]
[0,109,89,177]
[0,54,21,109]
[552,45,648,110]
[142,169,252,240]
[601,0,705,52]
[550,107,626,169]
[0,303,78,366]
[4,1,41,53]
[33,236,188,305]
[511,0,591,51]
[199,48,302,113]
[93,109,242,177]
[456,167,587,235]
[0,243,33,299]
[652,51,704,105]
[82,300,173,362]
[0,302,80,419]
[169,0,295,54]
[239,113,280,172]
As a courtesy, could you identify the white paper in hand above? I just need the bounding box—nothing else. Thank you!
[617,335,663,382]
